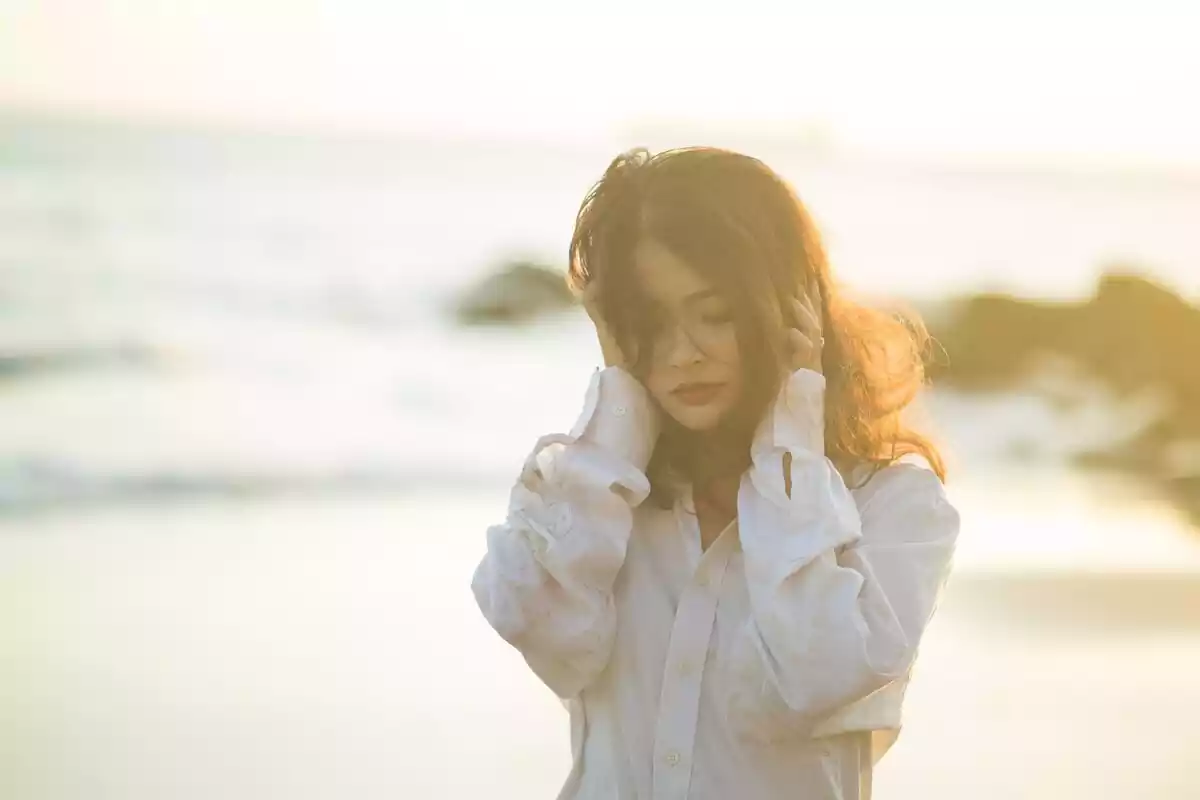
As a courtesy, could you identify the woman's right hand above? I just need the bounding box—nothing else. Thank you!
[582,283,627,369]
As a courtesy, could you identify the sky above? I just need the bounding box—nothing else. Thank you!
[3,1,1200,167]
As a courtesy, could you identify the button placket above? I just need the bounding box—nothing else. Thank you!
[650,529,737,800]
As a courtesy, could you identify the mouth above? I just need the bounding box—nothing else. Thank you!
[670,382,726,406]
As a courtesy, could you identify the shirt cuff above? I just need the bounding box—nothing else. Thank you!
[568,367,659,472]
[752,367,826,463]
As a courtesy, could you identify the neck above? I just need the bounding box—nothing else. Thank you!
[694,474,739,516]
[670,424,752,486]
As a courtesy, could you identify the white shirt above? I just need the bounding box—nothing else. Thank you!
[472,366,960,800]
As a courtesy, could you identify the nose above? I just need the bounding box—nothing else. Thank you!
[661,320,703,367]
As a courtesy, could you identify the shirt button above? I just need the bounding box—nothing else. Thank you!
[665,751,680,767]
[614,406,627,417]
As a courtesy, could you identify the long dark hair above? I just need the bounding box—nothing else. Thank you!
[568,147,945,505]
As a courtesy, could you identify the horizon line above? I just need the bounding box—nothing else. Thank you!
[3,103,1199,182]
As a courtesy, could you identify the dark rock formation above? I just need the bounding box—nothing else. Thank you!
[930,270,1200,524]
[454,260,576,325]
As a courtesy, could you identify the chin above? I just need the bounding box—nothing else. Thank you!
[663,401,733,432]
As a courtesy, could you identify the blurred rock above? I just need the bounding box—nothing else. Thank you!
[454,260,576,325]
[930,270,1200,524]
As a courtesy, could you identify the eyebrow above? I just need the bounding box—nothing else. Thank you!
[682,288,719,307]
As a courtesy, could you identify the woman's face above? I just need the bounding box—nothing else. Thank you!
[632,239,744,432]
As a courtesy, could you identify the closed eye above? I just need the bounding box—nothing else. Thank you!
[701,311,733,325]
[682,288,719,307]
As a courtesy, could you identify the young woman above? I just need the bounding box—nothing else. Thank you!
[471,147,960,800]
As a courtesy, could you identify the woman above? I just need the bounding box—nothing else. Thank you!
[471,147,960,799]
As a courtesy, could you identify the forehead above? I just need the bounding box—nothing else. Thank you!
[631,239,715,308]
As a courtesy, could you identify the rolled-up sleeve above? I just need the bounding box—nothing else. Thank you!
[724,368,960,740]
[471,367,659,698]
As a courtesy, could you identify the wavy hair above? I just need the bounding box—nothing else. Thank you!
[567,147,945,505]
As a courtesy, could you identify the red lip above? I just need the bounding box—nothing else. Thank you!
[671,382,725,406]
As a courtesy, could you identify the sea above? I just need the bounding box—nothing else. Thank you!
[1,115,1199,799]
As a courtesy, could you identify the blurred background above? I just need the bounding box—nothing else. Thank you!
[2,3,1199,798]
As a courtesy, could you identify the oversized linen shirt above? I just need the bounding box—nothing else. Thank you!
[472,366,960,799]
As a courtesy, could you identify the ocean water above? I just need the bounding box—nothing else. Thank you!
[1,116,1199,798]
[2,116,1198,514]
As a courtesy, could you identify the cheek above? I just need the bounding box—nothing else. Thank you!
[714,333,745,408]
[644,366,675,408]
[717,331,741,368]
[707,328,742,379]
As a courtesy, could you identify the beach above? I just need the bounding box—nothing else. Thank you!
[2,115,1200,798]
[3,474,1200,798]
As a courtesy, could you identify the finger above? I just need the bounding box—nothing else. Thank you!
[791,296,821,335]
[788,330,825,372]
[804,277,823,315]
[787,328,815,359]
[788,296,805,324]
[787,327,811,346]
[803,287,824,338]
[805,273,823,308]
[803,280,823,325]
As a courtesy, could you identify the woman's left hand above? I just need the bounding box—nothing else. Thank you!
[785,284,824,375]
